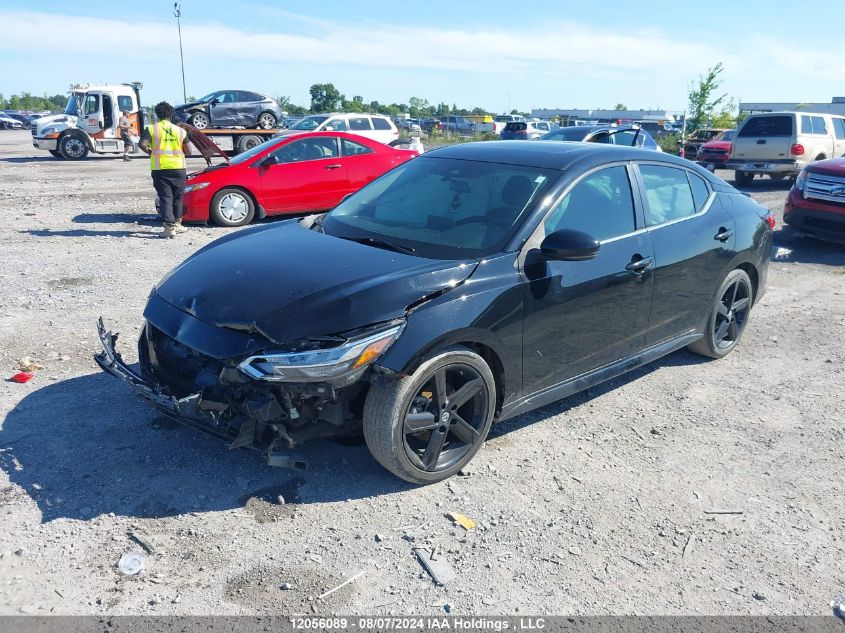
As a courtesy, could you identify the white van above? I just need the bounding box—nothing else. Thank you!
[726,111,845,185]
[283,113,399,144]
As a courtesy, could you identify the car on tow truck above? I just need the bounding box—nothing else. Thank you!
[96,141,773,483]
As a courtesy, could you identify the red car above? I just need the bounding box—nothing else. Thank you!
[696,129,735,170]
[183,132,418,226]
[784,157,845,243]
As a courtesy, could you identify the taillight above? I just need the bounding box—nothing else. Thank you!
[765,211,776,229]
[790,143,804,156]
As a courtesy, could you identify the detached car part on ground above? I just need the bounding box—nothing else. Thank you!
[96,142,773,484]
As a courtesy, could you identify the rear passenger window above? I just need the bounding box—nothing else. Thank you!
[639,165,697,226]
[835,118,845,140]
[342,139,373,155]
[544,166,635,241]
[687,172,711,211]
[738,115,793,137]
[348,117,372,131]
[371,118,392,130]
[812,116,828,135]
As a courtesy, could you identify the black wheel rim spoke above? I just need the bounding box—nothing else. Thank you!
[714,280,750,347]
[402,363,488,473]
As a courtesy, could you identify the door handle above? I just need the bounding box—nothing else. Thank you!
[325,164,342,170]
[756,139,766,144]
[625,256,653,274]
[714,227,734,242]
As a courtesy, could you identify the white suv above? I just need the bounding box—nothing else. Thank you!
[284,113,399,144]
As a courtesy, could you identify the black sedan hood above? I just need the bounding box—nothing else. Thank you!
[154,222,477,346]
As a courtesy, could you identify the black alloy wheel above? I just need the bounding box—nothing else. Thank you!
[688,268,753,359]
[713,276,751,351]
[363,347,496,484]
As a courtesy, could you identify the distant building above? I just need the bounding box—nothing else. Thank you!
[739,97,845,116]
[531,108,680,126]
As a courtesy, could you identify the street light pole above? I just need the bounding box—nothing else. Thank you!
[174,2,187,103]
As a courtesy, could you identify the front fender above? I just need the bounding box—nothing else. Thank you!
[376,254,524,406]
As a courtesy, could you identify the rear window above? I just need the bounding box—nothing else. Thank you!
[505,122,527,131]
[738,115,793,138]
[371,117,392,130]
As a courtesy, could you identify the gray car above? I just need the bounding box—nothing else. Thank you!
[174,90,282,130]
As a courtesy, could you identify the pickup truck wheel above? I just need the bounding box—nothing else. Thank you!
[189,112,209,129]
[210,188,255,227]
[363,346,496,484]
[49,150,63,158]
[734,170,754,186]
[256,112,277,129]
[59,134,89,160]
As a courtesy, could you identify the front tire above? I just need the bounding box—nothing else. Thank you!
[189,112,210,129]
[363,347,496,484]
[59,134,89,160]
[256,112,277,129]
[734,170,753,186]
[688,269,753,359]
[210,188,255,227]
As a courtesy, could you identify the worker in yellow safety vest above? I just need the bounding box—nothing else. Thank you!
[139,101,192,238]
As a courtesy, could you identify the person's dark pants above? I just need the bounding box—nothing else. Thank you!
[151,169,186,226]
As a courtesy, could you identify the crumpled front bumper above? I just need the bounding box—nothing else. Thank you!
[93,318,308,469]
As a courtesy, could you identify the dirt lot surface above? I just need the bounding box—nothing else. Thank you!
[0,130,843,616]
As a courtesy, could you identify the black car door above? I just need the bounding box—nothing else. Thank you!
[521,164,655,395]
[634,163,736,346]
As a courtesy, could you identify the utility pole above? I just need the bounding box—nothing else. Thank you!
[174,2,187,103]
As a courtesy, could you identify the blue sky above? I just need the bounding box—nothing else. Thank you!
[1,0,842,113]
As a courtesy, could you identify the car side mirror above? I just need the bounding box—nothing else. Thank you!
[257,155,279,168]
[540,229,600,261]
[210,98,220,105]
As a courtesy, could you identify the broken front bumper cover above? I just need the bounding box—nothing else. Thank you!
[93,318,308,470]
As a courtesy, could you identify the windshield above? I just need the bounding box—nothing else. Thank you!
[290,115,329,131]
[541,127,590,141]
[715,129,735,142]
[228,136,285,165]
[64,93,83,116]
[323,156,558,259]
[198,92,220,103]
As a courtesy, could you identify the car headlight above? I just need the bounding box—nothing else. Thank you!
[184,182,210,194]
[795,168,808,194]
[238,321,404,384]
[41,127,59,135]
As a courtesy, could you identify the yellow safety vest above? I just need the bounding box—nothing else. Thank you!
[147,121,187,170]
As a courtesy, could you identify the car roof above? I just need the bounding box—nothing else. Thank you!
[425,140,695,170]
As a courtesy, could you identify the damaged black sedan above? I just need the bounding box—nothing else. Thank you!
[96,142,773,483]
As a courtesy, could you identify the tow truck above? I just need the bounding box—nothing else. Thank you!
[31,83,281,160]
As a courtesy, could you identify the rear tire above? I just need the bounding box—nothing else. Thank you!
[734,170,753,186]
[189,112,210,129]
[210,188,255,227]
[59,134,89,160]
[256,112,277,130]
[363,346,496,484]
[688,269,753,359]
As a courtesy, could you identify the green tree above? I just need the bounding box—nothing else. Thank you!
[341,95,365,112]
[408,96,430,118]
[687,62,727,130]
[309,83,343,113]
[614,103,627,111]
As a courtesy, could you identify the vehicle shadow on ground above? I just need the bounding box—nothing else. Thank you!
[733,178,793,194]
[20,229,159,239]
[0,157,63,164]
[73,212,156,225]
[1,348,709,523]
[771,228,845,266]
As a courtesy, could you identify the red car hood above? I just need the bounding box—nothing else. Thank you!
[807,157,845,176]
[700,140,731,151]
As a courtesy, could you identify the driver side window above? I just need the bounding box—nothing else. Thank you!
[271,138,339,164]
[324,118,348,131]
[84,94,99,116]
[544,166,636,241]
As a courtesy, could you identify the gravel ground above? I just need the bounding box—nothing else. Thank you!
[0,130,843,616]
